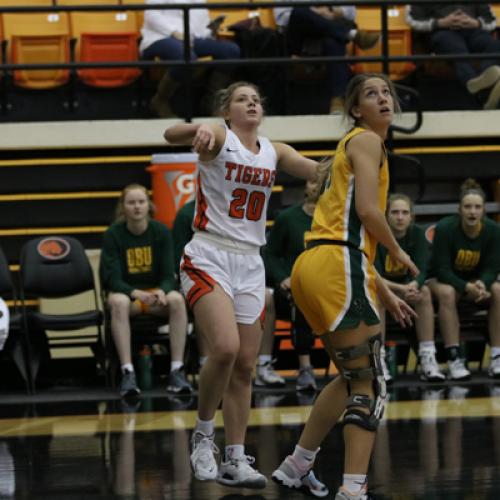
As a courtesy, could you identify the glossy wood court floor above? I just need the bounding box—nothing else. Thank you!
[2,373,500,499]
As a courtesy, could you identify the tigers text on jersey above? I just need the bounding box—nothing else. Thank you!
[193,127,277,247]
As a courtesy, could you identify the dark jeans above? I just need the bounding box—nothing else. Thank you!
[287,7,354,97]
[142,36,241,81]
[431,28,500,86]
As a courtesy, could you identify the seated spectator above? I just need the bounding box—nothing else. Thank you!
[263,174,326,392]
[427,179,500,380]
[406,4,500,109]
[376,194,445,383]
[100,184,193,397]
[140,0,241,117]
[274,3,380,113]
[173,200,284,387]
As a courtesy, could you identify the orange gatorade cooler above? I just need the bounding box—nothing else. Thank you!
[146,153,198,228]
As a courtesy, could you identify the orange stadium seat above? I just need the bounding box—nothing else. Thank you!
[56,0,120,5]
[1,12,71,89]
[63,5,141,88]
[351,6,415,81]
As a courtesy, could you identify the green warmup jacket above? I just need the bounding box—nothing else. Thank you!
[100,219,177,296]
[172,200,195,269]
[263,204,312,287]
[375,223,429,289]
[428,214,500,292]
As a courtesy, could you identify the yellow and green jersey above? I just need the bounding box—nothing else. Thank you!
[305,127,389,264]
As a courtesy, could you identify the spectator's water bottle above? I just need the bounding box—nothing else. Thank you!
[385,341,398,379]
[137,345,153,390]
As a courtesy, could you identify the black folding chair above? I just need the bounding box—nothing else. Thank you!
[19,236,107,392]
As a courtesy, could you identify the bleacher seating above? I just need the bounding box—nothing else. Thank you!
[1,11,71,89]
[56,0,141,88]
[352,6,415,81]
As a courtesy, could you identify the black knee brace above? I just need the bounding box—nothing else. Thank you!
[332,334,387,431]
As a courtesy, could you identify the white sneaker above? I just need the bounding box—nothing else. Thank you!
[272,455,329,498]
[255,360,286,387]
[488,355,500,378]
[217,454,267,489]
[335,486,368,499]
[419,351,446,382]
[447,358,471,381]
[190,431,219,481]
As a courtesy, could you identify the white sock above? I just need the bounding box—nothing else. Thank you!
[291,444,318,470]
[491,347,500,358]
[171,360,183,372]
[258,354,272,366]
[195,417,214,437]
[419,341,436,355]
[342,473,367,494]
[121,363,134,374]
[225,444,244,461]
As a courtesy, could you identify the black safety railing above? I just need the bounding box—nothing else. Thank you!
[1,0,499,129]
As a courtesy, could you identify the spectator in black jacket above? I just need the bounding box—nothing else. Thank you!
[406,4,500,109]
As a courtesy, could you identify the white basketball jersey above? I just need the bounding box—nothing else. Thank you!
[193,127,277,247]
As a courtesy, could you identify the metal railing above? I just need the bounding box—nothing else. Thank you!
[1,0,499,127]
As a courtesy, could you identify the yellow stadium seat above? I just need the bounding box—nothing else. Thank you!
[1,12,71,89]
[351,6,415,81]
[0,0,53,6]
[120,0,145,33]
[68,10,141,87]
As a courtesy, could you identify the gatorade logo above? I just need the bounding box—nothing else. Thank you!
[37,237,70,260]
[165,171,196,212]
[176,173,195,195]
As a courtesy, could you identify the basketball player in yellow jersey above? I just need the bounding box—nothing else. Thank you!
[272,74,419,500]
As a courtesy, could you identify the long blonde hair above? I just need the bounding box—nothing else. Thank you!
[305,157,332,205]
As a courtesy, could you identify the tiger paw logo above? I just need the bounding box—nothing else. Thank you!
[37,237,70,260]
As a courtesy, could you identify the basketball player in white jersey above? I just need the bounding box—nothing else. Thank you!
[164,81,318,488]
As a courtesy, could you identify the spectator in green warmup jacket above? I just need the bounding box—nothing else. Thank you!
[427,178,500,380]
[376,193,445,383]
[263,178,322,392]
[100,184,193,398]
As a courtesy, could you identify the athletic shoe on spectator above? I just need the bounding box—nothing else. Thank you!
[488,355,500,378]
[419,351,446,382]
[120,370,141,398]
[296,366,317,392]
[447,358,471,381]
[335,486,369,499]
[167,368,193,394]
[353,30,381,50]
[466,65,500,94]
[254,360,285,387]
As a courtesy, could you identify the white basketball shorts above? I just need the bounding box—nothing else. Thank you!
[180,232,265,325]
